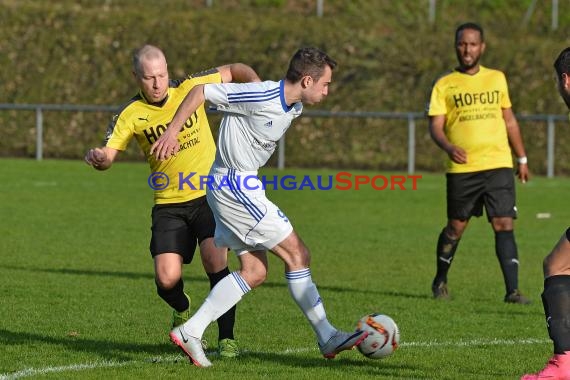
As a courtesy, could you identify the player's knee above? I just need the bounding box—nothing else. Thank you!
[241,267,267,289]
[444,223,465,240]
[155,271,181,290]
[491,217,514,232]
[154,252,184,286]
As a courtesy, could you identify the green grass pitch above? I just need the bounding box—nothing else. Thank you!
[1,158,568,379]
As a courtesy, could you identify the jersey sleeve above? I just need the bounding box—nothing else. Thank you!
[186,68,222,86]
[499,72,513,109]
[105,112,133,151]
[204,82,273,116]
[426,79,447,116]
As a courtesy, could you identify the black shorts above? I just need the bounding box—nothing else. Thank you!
[446,168,517,221]
[150,196,216,264]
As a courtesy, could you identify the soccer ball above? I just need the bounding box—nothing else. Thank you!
[355,313,400,359]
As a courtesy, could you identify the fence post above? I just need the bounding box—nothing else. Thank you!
[36,106,43,161]
[316,0,323,17]
[547,115,555,178]
[428,0,436,24]
[552,0,559,30]
[407,114,416,174]
[523,0,538,26]
[278,135,285,170]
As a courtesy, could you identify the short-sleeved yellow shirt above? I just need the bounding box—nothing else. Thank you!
[105,70,220,204]
[427,66,514,173]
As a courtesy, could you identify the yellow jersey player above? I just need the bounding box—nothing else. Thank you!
[426,23,530,304]
[84,45,260,358]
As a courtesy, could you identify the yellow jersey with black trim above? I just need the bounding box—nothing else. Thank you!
[427,65,513,173]
[105,69,220,204]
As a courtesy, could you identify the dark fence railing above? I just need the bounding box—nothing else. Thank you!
[0,103,567,177]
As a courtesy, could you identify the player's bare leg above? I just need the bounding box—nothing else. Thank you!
[544,233,570,278]
[154,253,191,328]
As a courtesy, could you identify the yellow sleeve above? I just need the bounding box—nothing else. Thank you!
[427,80,447,116]
[499,72,512,109]
[105,112,133,151]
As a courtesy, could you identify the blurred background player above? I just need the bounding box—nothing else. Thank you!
[150,47,367,367]
[521,46,570,380]
[84,44,260,357]
[426,22,530,304]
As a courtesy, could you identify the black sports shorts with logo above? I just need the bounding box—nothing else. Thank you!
[446,167,517,221]
[150,195,216,264]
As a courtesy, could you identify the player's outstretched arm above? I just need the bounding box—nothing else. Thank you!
[84,147,119,171]
[503,108,529,183]
[150,84,207,161]
[218,63,261,83]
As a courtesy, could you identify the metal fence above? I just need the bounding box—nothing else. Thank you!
[0,103,567,177]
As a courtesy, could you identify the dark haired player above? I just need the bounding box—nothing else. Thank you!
[521,46,570,380]
[151,47,367,367]
[426,22,530,303]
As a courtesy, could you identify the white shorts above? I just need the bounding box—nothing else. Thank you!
[206,167,293,255]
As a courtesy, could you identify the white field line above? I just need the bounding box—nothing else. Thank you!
[282,337,550,354]
[0,338,551,379]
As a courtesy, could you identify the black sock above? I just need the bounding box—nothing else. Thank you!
[156,278,189,312]
[542,275,570,354]
[433,229,459,285]
[208,267,236,340]
[495,230,519,295]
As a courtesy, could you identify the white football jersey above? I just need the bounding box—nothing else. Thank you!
[204,80,303,171]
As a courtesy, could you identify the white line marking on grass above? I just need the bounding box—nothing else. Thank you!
[283,337,550,354]
[0,355,185,380]
[0,338,551,379]
[400,337,550,347]
[0,360,131,380]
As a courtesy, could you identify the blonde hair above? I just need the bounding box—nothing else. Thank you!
[132,45,166,76]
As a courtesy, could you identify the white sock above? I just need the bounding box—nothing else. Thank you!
[286,268,336,345]
[183,272,250,338]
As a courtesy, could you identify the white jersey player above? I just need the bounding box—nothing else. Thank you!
[151,47,368,367]
[206,79,302,254]
[209,79,302,171]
